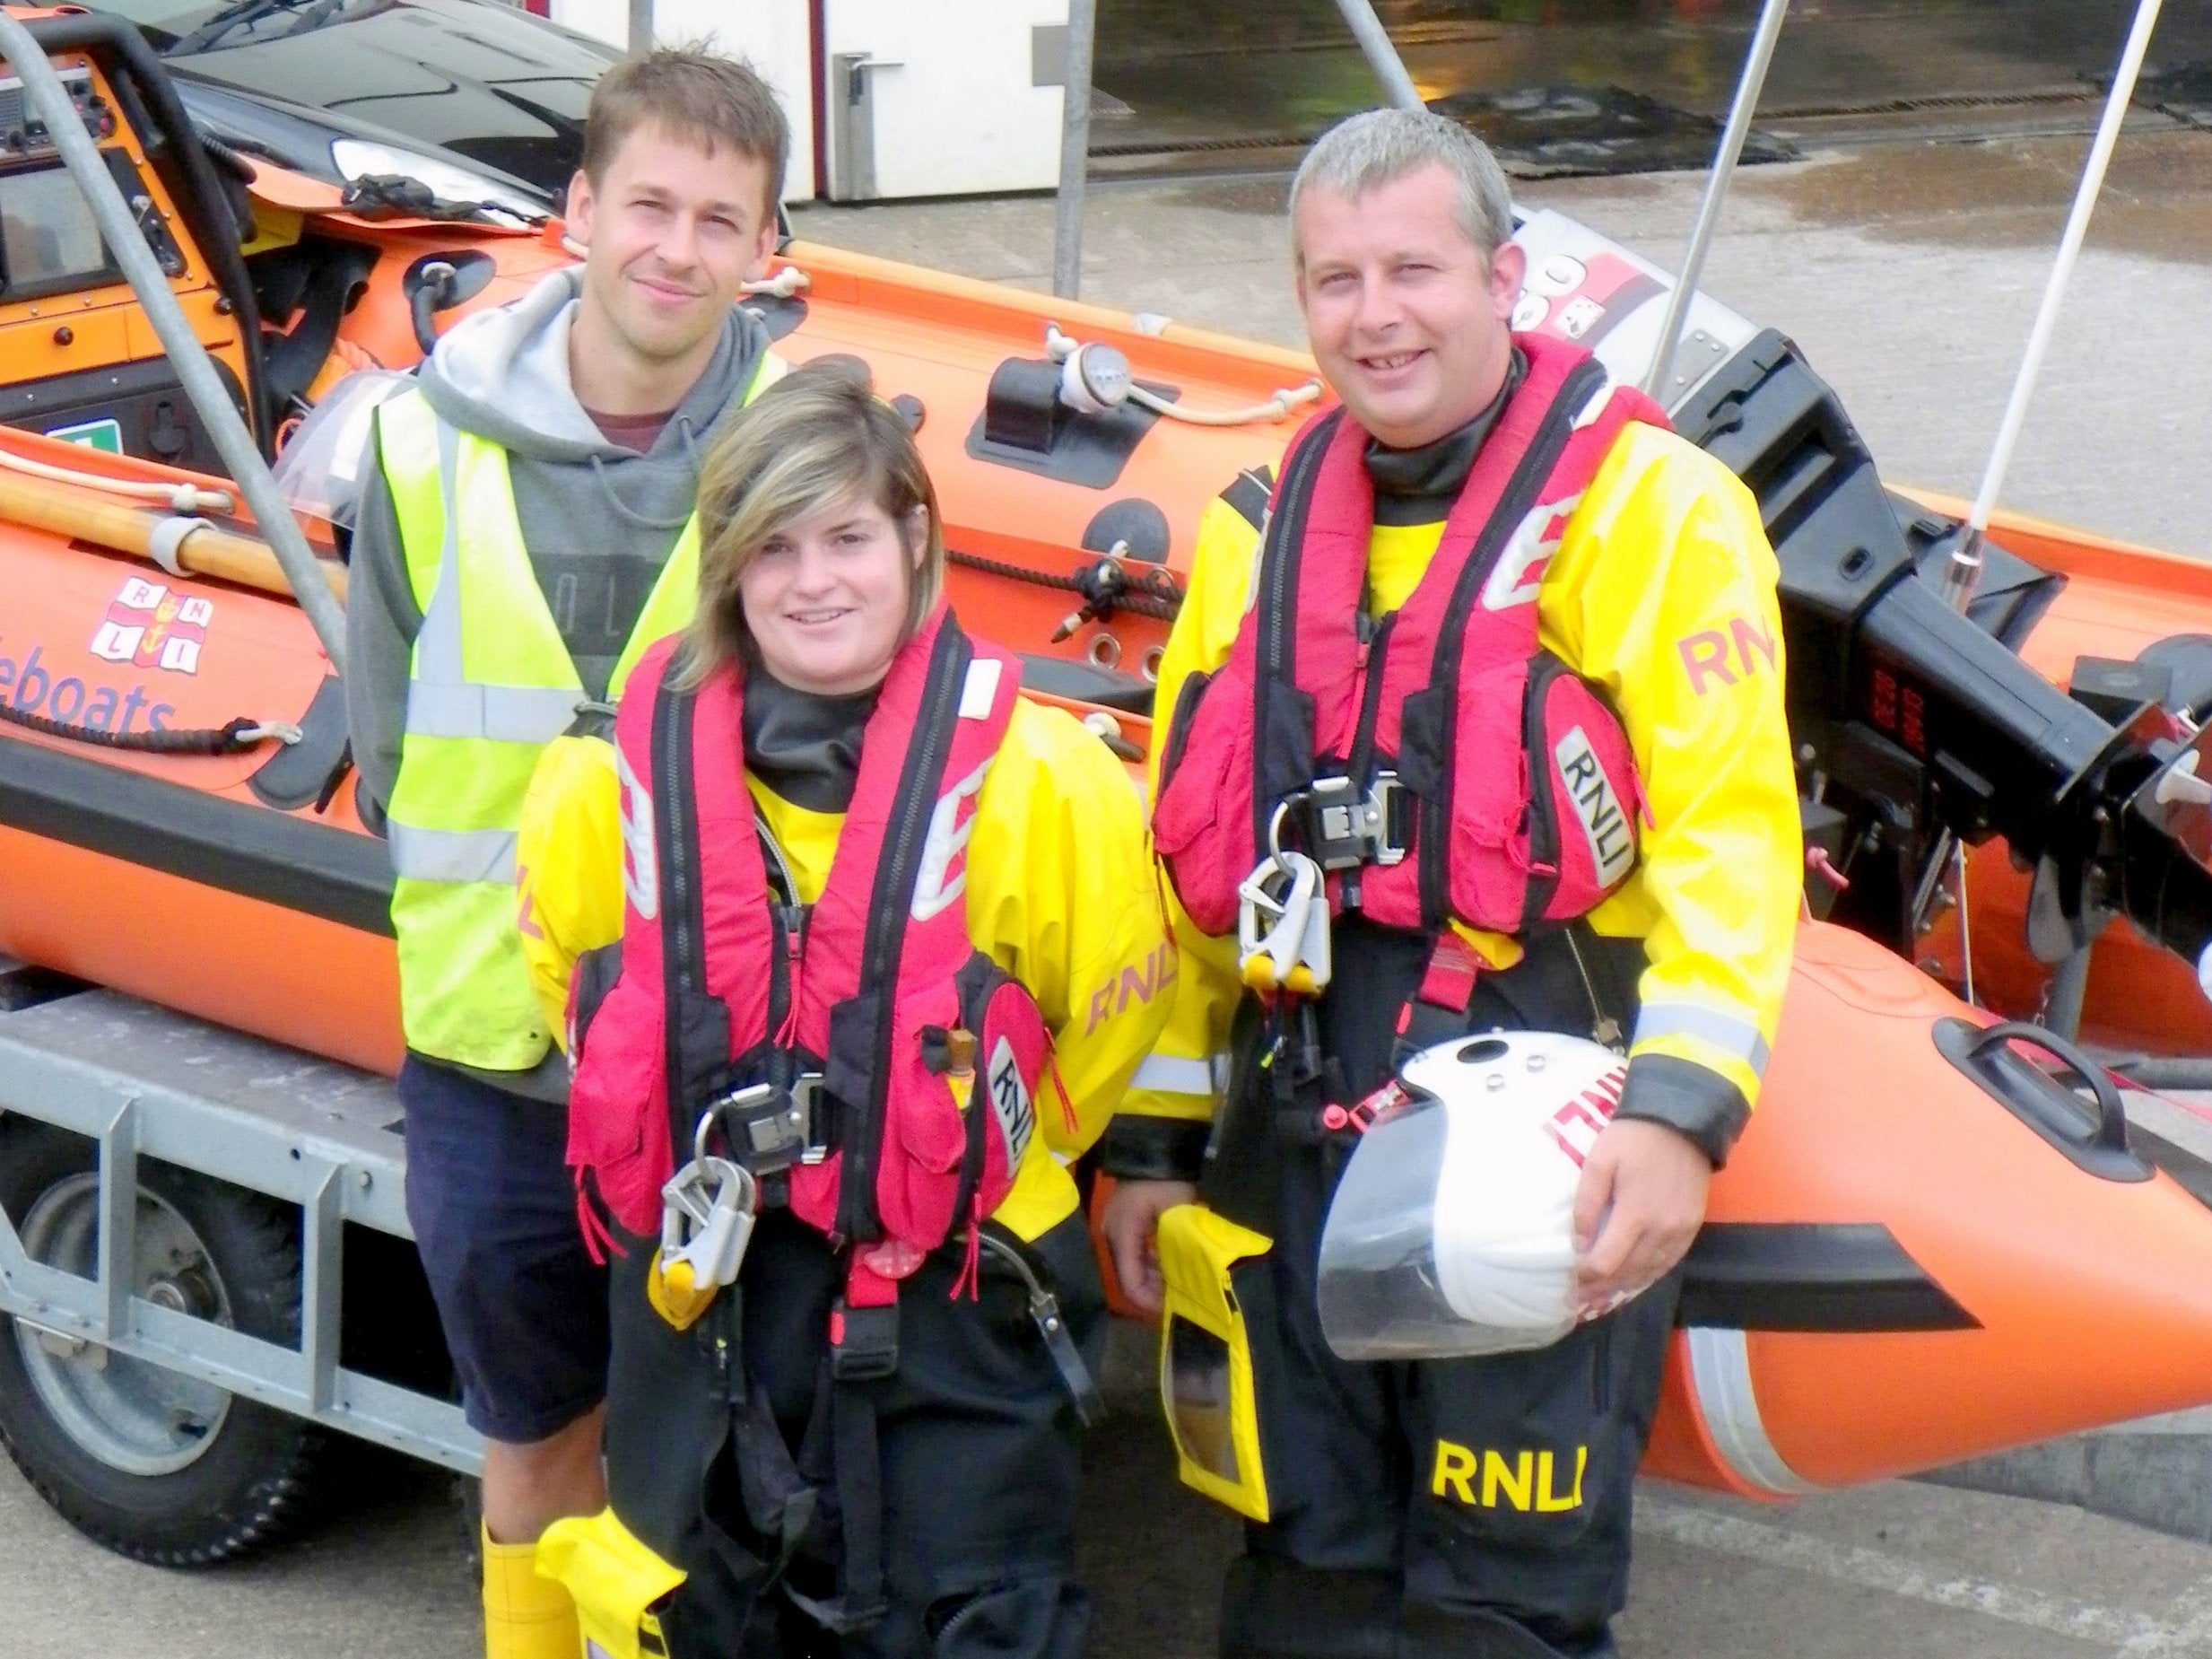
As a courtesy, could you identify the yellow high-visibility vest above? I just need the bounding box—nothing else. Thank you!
[376,354,783,1070]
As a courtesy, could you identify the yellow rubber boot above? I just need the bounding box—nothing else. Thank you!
[483,1525,583,1659]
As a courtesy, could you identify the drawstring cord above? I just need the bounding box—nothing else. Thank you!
[947,1197,986,1302]
[573,1172,625,1265]
[1050,1059,1078,1137]
[585,415,705,531]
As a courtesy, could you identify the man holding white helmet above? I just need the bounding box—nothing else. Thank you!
[1102,109,1800,1659]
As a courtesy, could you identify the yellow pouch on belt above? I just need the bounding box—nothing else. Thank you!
[1155,1202,1273,1522]
[536,1506,685,1659]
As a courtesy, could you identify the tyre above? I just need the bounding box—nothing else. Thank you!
[0,1120,326,1566]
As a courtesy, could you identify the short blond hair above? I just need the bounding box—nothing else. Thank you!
[687,359,944,684]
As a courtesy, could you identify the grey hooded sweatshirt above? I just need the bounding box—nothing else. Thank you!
[344,267,771,1094]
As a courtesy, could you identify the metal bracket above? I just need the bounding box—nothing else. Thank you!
[831,53,902,202]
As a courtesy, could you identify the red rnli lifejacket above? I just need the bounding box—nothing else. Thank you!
[566,603,1051,1279]
[1154,333,1659,939]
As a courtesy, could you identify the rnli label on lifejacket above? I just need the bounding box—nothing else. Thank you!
[615,743,658,921]
[987,1035,1035,1171]
[1552,725,1634,887]
[90,577,212,677]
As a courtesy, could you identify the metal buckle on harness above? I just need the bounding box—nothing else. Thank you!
[700,1076,827,1174]
[1288,773,1406,871]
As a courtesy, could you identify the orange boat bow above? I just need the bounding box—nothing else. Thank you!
[1649,922,2212,1496]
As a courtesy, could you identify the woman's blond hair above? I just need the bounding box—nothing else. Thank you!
[685,358,945,685]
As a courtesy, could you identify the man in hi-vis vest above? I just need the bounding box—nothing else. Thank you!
[344,49,788,1659]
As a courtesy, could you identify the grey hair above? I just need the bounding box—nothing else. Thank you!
[1288,109,1515,268]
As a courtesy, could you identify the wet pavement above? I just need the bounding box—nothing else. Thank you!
[1090,0,2212,173]
[789,126,2212,556]
[17,1382,2212,1656]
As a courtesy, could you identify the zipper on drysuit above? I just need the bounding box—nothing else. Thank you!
[651,677,707,1148]
[1337,607,1398,911]
[1250,411,1340,859]
[837,630,965,1244]
[1562,924,1624,1050]
[758,816,807,1051]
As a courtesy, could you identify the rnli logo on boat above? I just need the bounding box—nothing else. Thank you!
[89,578,212,677]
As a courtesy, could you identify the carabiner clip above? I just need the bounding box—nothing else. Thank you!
[649,1154,758,1332]
[1237,850,1331,996]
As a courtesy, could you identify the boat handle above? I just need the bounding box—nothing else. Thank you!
[1934,1018,2150,1183]
[1964,1021,2127,1149]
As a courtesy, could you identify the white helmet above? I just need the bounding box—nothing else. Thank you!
[1317,1030,1632,1361]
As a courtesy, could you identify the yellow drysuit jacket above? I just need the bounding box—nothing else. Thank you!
[517,696,1171,1240]
[1113,419,1801,1172]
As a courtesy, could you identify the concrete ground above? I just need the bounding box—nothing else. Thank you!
[1088,0,2212,171]
[20,1389,2212,1658]
[12,123,2212,1659]
[788,125,2212,557]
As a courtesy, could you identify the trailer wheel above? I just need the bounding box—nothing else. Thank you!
[0,1122,325,1566]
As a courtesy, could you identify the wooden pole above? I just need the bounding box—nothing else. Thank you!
[0,470,346,605]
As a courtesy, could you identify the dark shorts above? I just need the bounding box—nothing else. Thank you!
[400,1056,610,1445]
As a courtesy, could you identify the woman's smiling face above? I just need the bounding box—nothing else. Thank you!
[736,493,925,695]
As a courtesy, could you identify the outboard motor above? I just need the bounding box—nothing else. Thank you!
[1510,211,2212,981]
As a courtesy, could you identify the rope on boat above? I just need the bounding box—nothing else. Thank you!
[946,546,1184,629]
[0,699,300,755]
[1129,379,1322,428]
[0,444,232,515]
[1043,324,1321,428]
[742,266,809,298]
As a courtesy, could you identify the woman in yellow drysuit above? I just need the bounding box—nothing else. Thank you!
[518,359,1168,1659]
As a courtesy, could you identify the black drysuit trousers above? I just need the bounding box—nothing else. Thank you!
[605,1206,1106,1659]
[1207,921,1681,1659]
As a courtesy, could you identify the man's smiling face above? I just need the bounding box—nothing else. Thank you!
[566,121,776,372]
[1293,160,1526,450]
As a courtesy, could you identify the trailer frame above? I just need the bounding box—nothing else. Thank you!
[0,963,480,1479]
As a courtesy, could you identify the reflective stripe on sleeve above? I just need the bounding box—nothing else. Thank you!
[1632,1001,1772,1077]
[387,823,518,884]
[1129,1053,1219,1098]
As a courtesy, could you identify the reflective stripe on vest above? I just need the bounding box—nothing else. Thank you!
[377,351,780,1070]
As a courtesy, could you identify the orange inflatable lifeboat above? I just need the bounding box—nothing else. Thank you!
[7,33,2212,1076]
[1650,922,2212,1495]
